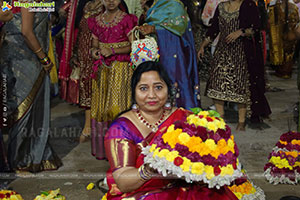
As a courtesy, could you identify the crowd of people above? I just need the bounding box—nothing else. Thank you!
[0,0,300,198]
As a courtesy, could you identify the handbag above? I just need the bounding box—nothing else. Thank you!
[130,28,160,68]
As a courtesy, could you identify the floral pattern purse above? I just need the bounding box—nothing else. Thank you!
[130,28,160,68]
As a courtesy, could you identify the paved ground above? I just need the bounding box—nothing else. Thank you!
[1,68,300,200]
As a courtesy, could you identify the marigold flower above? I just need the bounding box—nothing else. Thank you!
[191,162,205,175]
[166,150,179,162]
[157,149,170,158]
[204,165,214,179]
[178,132,191,144]
[205,139,217,151]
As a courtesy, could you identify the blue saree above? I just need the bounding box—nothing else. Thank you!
[145,0,200,109]
[0,6,62,172]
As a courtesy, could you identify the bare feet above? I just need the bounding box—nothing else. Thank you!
[236,122,246,131]
[79,131,91,143]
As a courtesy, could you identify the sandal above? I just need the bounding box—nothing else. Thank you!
[96,179,109,193]
[79,132,91,143]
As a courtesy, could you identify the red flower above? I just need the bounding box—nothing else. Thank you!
[6,193,11,198]
[206,117,213,122]
[174,157,184,166]
[214,166,221,176]
[233,162,237,170]
[0,194,5,198]
[198,115,204,119]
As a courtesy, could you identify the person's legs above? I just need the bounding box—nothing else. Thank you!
[236,103,246,131]
[213,99,224,118]
[79,109,91,143]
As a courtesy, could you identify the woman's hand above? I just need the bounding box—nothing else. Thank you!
[91,48,101,59]
[42,61,53,72]
[100,47,113,57]
[139,24,155,35]
[197,46,205,60]
[225,30,243,43]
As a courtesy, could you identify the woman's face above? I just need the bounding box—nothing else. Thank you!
[135,71,168,113]
[102,0,120,11]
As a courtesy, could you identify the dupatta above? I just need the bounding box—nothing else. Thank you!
[145,0,188,36]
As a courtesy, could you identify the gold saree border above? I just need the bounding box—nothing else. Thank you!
[9,70,46,126]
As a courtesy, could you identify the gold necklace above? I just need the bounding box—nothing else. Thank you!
[135,109,166,132]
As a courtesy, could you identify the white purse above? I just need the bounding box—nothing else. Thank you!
[130,29,160,68]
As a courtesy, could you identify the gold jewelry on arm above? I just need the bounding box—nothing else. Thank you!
[138,164,152,181]
[34,47,43,54]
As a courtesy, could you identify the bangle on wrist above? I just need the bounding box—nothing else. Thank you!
[34,47,43,54]
[138,164,152,181]
[40,56,50,65]
[111,47,115,55]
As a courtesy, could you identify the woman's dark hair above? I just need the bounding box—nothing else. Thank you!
[75,0,92,29]
[145,0,154,8]
[131,61,172,103]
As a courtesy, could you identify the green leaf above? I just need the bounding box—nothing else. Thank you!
[41,191,49,196]
[190,107,202,114]
[208,110,220,118]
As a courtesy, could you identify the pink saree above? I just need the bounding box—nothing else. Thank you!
[104,109,238,200]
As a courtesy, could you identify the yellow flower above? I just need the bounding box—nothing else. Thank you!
[157,149,170,158]
[204,165,214,179]
[199,118,208,127]
[178,132,191,144]
[166,150,179,162]
[101,193,108,200]
[280,140,288,145]
[234,192,243,199]
[199,143,212,156]
[149,144,157,152]
[191,162,205,175]
[199,111,209,116]
[291,139,300,145]
[214,119,221,128]
[210,149,221,159]
[205,139,217,151]
[86,183,95,190]
[188,136,203,153]
[220,164,234,176]
[219,120,226,129]
[153,147,161,157]
[207,122,218,132]
[180,157,192,172]
[227,139,235,149]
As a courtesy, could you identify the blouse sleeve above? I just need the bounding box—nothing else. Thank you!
[206,4,220,41]
[87,17,98,38]
[123,14,138,36]
[104,121,138,172]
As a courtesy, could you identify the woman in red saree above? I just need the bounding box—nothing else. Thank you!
[104,61,238,200]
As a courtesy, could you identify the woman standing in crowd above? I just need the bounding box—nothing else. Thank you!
[198,0,271,130]
[139,0,200,109]
[69,0,103,143]
[87,0,137,159]
[103,61,238,200]
[0,0,62,172]
[268,0,299,79]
